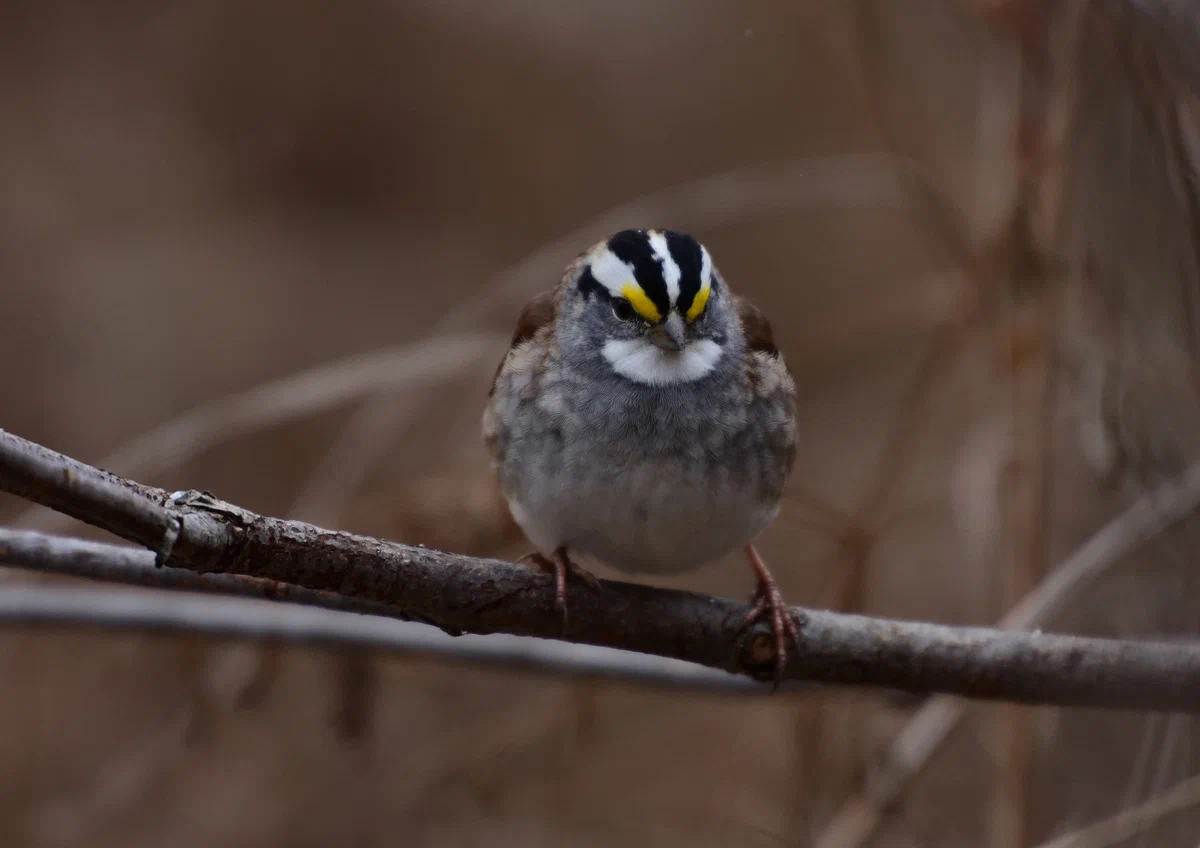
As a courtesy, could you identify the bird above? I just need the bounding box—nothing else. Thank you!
[482,228,799,680]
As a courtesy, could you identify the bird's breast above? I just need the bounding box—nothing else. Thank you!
[496,364,793,574]
[508,438,780,575]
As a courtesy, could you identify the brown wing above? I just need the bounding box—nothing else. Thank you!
[509,289,557,347]
[735,295,779,357]
[736,295,798,483]
[488,289,557,396]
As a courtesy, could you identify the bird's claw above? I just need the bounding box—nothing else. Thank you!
[739,546,802,690]
[518,548,597,634]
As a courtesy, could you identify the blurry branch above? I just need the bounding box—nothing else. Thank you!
[839,2,1011,614]
[0,529,429,624]
[989,4,1072,840]
[0,532,762,696]
[12,332,507,532]
[331,649,375,743]
[815,462,1200,848]
[854,1,1005,268]
[1,332,509,754]
[1035,771,1200,848]
[0,582,768,695]
[4,430,1200,708]
[857,5,1082,846]
[396,687,574,801]
[855,283,981,523]
[286,394,408,524]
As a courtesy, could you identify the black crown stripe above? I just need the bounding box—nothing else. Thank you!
[577,266,612,302]
[607,229,671,319]
[665,231,705,317]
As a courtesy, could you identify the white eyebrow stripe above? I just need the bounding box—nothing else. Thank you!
[587,248,636,297]
[699,245,713,289]
[647,230,681,305]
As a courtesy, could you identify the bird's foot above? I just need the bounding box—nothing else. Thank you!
[517,547,599,632]
[737,544,802,690]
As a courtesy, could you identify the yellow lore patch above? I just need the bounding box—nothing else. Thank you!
[686,284,710,322]
[620,283,662,323]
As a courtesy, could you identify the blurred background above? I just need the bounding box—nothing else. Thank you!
[4,0,1200,845]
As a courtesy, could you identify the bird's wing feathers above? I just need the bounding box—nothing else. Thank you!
[510,289,558,348]
[488,289,557,396]
[735,295,780,357]
[735,295,797,479]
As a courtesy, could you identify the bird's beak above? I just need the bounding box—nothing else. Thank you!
[648,312,687,352]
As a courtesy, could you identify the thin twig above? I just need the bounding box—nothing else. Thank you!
[285,395,410,525]
[10,332,506,532]
[988,0,1078,836]
[849,0,1004,525]
[849,8,984,267]
[991,278,1058,848]
[814,463,1200,848]
[1036,770,1200,848]
[3,429,1200,708]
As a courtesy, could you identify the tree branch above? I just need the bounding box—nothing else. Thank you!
[0,582,771,694]
[0,527,770,693]
[3,428,1200,709]
[0,528,426,624]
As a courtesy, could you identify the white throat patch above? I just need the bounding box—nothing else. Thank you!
[602,338,723,385]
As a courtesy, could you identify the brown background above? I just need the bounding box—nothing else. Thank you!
[2,2,1199,845]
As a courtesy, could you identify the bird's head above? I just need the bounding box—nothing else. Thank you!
[558,229,740,385]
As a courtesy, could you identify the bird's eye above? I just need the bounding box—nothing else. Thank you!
[611,299,637,322]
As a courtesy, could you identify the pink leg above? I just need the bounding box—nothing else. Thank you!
[738,544,802,687]
[517,546,599,631]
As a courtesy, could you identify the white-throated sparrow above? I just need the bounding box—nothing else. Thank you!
[483,229,799,679]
